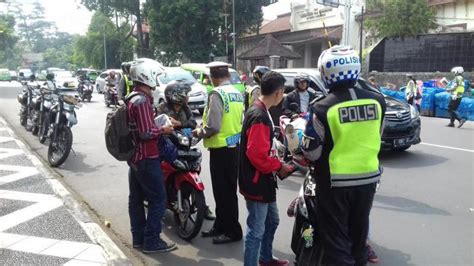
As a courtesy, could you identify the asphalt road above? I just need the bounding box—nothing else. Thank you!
[1,81,473,265]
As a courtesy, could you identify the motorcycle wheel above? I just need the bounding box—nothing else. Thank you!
[38,115,49,144]
[20,114,27,127]
[173,183,205,241]
[47,126,73,167]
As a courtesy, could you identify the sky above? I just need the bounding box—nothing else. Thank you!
[10,0,294,35]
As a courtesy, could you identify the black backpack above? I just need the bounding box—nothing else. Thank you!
[104,92,140,161]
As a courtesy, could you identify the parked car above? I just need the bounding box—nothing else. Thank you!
[96,69,122,94]
[153,67,208,114]
[9,70,18,81]
[274,68,421,152]
[0,68,11,81]
[54,70,78,88]
[181,63,245,94]
[18,68,33,80]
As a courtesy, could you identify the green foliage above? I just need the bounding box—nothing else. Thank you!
[365,0,437,38]
[232,0,271,35]
[74,12,135,69]
[0,14,20,69]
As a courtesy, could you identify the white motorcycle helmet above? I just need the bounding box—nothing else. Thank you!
[318,45,361,90]
[129,58,164,88]
[451,66,464,76]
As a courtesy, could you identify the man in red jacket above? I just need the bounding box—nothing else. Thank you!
[239,71,295,266]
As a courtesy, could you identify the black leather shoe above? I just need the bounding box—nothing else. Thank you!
[212,234,242,245]
[204,206,216,221]
[201,228,220,238]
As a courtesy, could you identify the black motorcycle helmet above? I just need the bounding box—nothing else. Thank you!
[252,66,271,85]
[121,61,132,75]
[164,80,192,106]
[294,72,310,89]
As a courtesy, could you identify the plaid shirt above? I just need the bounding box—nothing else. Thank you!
[127,88,162,164]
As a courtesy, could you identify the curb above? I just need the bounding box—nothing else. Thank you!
[0,116,132,265]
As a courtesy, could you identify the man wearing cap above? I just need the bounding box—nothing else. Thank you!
[193,61,244,244]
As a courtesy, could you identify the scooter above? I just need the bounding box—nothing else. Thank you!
[104,85,118,107]
[155,115,206,241]
[79,79,93,102]
[287,169,318,265]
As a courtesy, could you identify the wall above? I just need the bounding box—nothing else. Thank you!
[433,0,474,30]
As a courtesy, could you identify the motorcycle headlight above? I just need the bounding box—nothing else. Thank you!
[410,105,419,119]
[178,133,190,146]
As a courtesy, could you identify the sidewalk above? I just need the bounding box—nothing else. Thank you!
[0,118,130,265]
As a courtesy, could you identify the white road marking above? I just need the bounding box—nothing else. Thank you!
[0,164,39,185]
[420,142,474,153]
[0,147,24,160]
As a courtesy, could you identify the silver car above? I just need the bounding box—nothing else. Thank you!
[154,67,208,114]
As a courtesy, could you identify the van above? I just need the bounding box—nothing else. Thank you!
[181,63,245,94]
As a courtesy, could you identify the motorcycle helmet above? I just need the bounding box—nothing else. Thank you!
[253,66,271,85]
[108,70,116,79]
[293,72,310,89]
[451,66,464,76]
[121,61,132,74]
[129,58,164,88]
[318,45,360,91]
[164,80,191,105]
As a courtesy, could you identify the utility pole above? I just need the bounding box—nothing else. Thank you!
[103,30,107,69]
[359,6,364,61]
[232,0,236,66]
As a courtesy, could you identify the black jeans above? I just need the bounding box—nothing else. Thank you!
[315,182,376,266]
[448,97,462,123]
[209,146,243,239]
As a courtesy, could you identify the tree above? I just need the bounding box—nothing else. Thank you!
[0,14,20,68]
[232,0,271,35]
[74,12,135,69]
[81,0,150,56]
[365,0,436,38]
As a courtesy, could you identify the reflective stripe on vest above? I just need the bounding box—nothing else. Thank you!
[326,89,382,187]
[203,85,244,149]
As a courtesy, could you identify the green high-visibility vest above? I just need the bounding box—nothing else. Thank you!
[326,97,383,186]
[453,75,465,97]
[203,85,244,149]
[124,75,133,96]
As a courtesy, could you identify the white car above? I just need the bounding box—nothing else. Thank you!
[54,70,78,88]
[95,69,122,93]
[154,67,208,114]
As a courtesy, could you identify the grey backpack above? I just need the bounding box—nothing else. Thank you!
[104,93,140,161]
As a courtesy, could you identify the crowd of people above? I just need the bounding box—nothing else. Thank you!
[114,45,471,265]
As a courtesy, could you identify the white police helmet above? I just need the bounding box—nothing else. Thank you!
[451,66,464,76]
[318,45,361,90]
[129,58,164,88]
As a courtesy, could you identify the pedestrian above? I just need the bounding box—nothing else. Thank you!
[368,76,379,90]
[245,66,271,111]
[239,71,295,266]
[405,73,417,106]
[301,45,386,265]
[156,80,215,221]
[127,58,177,253]
[192,61,244,244]
[282,72,316,116]
[446,66,467,128]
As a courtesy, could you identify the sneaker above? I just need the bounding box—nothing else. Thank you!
[458,119,466,128]
[259,258,290,266]
[142,239,177,254]
[447,123,455,127]
[367,244,379,263]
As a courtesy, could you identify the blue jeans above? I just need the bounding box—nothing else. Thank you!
[244,201,280,266]
[128,158,167,247]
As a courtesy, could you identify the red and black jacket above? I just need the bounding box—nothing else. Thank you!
[239,100,282,203]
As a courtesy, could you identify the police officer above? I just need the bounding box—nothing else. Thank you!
[447,66,467,128]
[245,66,271,111]
[301,46,386,265]
[119,61,134,100]
[192,61,244,244]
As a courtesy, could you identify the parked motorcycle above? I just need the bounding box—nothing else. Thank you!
[37,87,55,144]
[17,76,40,131]
[78,79,93,102]
[47,93,79,167]
[287,170,318,265]
[155,115,206,240]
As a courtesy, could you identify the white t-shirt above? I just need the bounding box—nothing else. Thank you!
[299,91,310,113]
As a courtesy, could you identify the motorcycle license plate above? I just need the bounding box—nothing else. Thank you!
[393,138,407,147]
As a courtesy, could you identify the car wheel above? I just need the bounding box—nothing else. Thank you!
[393,145,411,152]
